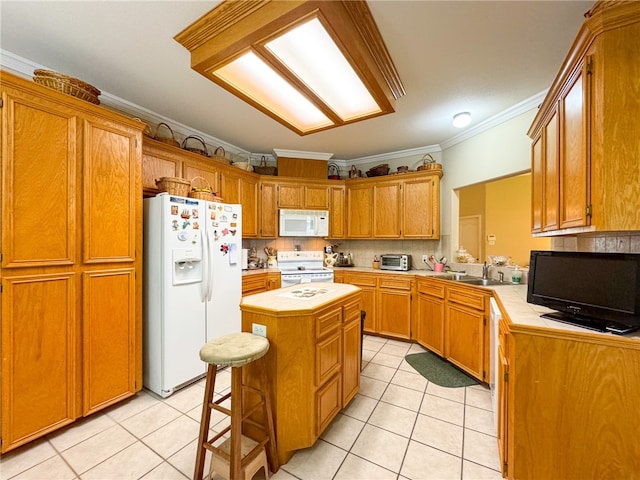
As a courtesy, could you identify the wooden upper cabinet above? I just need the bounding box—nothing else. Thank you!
[559,63,589,229]
[529,2,640,234]
[329,185,345,239]
[221,169,259,237]
[403,176,439,238]
[183,164,220,197]
[1,88,79,268]
[259,180,278,238]
[277,180,329,209]
[141,140,183,194]
[531,135,544,233]
[373,180,401,238]
[278,183,304,208]
[346,183,373,238]
[83,117,140,263]
[543,112,559,231]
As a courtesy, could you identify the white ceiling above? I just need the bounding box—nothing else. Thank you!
[0,1,593,161]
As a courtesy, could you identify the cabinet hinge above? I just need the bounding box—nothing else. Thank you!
[586,58,593,75]
[504,462,508,476]
[586,204,592,217]
[0,98,3,108]
[504,371,509,383]
[483,317,487,326]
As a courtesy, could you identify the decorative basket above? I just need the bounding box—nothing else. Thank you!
[153,123,180,147]
[254,155,277,175]
[211,146,230,164]
[188,176,217,201]
[417,154,442,171]
[232,161,254,172]
[33,69,101,105]
[155,177,191,196]
[366,164,390,177]
[181,135,210,157]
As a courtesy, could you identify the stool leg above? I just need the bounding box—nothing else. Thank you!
[259,359,279,473]
[230,366,243,480]
[194,365,217,480]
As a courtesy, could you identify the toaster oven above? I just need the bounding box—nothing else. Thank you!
[380,254,411,271]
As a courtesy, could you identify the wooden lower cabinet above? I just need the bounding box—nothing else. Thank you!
[240,290,361,465]
[343,272,377,333]
[445,285,488,381]
[497,318,510,478]
[377,276,412,339]
[415,279,446,356]
[501,320,640,478]
[242,271,281,296]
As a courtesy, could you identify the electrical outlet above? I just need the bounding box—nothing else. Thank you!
[422,255,429,264]
[252,323,267,337]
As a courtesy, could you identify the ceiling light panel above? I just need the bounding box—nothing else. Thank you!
[214,51,334,133]
[174,1,404,136]
[265,17,382,121]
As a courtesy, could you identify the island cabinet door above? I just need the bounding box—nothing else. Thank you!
[342,299,362,406]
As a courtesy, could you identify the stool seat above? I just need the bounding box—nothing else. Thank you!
[199,332,269,367]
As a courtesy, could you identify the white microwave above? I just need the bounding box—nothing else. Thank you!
[279,209,329,237]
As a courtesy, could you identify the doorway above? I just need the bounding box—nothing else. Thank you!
[459,215,482,263]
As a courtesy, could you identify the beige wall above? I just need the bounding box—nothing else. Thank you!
[485,174,550,266]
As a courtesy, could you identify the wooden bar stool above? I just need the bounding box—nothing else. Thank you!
[194,332,279,480]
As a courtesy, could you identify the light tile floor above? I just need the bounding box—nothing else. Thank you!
[1,336,501,480]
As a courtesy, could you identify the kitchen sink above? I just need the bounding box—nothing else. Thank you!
[448,276,506,286]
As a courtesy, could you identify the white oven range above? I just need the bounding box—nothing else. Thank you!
[277,250,334,287]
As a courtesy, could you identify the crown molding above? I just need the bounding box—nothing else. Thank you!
[272,149,334,160]
[439,90,546,151]
[1,48,545,166]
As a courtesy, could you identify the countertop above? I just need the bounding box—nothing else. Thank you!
[240,282,360,314]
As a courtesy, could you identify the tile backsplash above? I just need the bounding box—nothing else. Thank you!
[551,232,640,254]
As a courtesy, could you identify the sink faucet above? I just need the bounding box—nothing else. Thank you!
[482,262,490,279]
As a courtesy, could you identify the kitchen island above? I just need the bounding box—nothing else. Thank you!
[240,282,362,465]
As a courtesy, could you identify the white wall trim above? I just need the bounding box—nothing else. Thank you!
[1,48,545,165]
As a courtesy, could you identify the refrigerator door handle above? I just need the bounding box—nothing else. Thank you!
[201,227,209,303]
[206,225,214,301]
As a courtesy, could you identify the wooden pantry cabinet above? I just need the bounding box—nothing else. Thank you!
[346,171,441,239]
[529,1,640,235]
[0,71,144,453]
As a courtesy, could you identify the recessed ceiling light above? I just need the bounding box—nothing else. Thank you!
[175,1,405,136]
[452,112,471,128]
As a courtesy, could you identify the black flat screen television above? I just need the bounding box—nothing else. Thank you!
[527,250,640,334]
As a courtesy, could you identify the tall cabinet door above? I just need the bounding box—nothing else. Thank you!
[559,63,589,229]
[346,184,372,238]
[403,177,439,238]
[82,117,141,413]
[1,88,80,452]
[373,180,401,238]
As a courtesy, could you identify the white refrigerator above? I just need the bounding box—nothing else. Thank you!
[143,193,242,397]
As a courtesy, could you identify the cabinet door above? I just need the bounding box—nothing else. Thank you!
[403,177,438,238]
[183,163,220,196]
[543,112,559,231]
[559,64,589,229]
[241,175,259,238]
[346,184,372,238]
[329,185,345,238]
[83,118,139,263]
[416,293,445,356]
[267,272,281,290]
[531,135,543,233]
[1,274,78,452]
[305,185,329,209]
[83,269,137,414]
[445,303,485,380]
[373,181,401,238]
[342,318,361,406]
[316,332,341,386]
[259,181,278,238]
[278,183,304,208]
[1,88,78,269]
[344,273,377,332]
[316,373,341,436]
[497,343,509,477]
[377,288,411,339]
[142,143,182,193]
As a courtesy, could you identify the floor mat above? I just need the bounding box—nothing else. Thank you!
[405,350,480,388]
